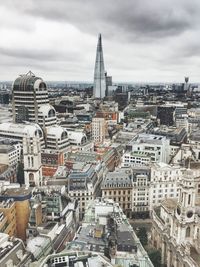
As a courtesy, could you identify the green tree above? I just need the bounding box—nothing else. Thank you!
[137,227,148,246]
[16,162,24,185]
[148,249,162,267]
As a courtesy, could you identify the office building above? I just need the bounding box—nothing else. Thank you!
[12,71,50,123]
[92,117,106,144]
[0,188,31,241]
[0,143,21,168]
[0,122,45,147]
[157,106,175,126]
[101,168,133,217]
[68,163,102,218]
[128,133,170,163]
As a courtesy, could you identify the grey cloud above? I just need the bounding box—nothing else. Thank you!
[3,0,200,40]
[0,46,82,62]
[0,1,200,82]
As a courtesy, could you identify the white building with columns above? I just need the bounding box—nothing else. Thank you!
[151,169,200,267]
[149,163,184,210]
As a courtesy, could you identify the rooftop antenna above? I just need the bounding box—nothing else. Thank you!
[19,70,35,77]
[26,70,35,77]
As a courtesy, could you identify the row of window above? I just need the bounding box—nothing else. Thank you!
[103,190,131,195]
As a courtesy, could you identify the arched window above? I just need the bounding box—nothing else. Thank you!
[61,131,68,140]
[39,82,47,90]
[35,130,42,138]
[29,173,34,181]
[186,226,191,238]
[28,156,30,168]
[48,109,55,118]
[29,173,35,186]
[81,136,87,144]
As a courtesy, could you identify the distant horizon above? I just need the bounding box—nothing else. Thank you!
[0,80,200,85]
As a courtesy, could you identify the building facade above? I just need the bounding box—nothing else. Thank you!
[23,136,43,187]
[12,71,49,124]
[151,169,200,267]
[92,117,106,144]
[101,168,133,217]
[0,188,31,241]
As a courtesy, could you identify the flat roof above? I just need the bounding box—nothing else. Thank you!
[2,188,32,197]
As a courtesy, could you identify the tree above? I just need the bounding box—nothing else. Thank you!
[16,162,24,185]
[137,227,148,246]
[148,249,162,267]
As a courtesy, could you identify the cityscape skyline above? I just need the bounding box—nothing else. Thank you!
[1,1,200,82]
[1,1,200,267]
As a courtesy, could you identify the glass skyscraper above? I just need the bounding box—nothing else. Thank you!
[93,34,106,99]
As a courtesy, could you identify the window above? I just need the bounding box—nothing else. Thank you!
[186,226,190,238]
[188,194,191,205]
[31,157,34,167]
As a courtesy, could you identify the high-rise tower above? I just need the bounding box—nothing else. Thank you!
[93,34,106,99]
[12,71,57,127]
[184,76,189,92]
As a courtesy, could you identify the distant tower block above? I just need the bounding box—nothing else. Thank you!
[185,77,189,83]
[93,34,106,99]
[184,76,189,92]
[23,136,43,187]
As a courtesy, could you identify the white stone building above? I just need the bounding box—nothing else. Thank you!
[67,130,94,152]
[38,104,57,128]
[23,136,43,187]
[151,169,200,267]
[132,172,150,214]
[128,133,170,163]
[149,163,184,210]
[0,122,45,147]
[0,143,21,167]
[122,151,151,167]
[45,125,70,151]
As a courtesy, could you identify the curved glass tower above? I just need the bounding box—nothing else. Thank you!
[12,71,49,123]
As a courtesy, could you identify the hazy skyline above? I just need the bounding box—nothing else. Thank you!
[1,0,200,82]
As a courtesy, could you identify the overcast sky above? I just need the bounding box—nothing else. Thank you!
[1,0,200,82]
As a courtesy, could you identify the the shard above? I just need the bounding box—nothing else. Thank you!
[93,34,106,99]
